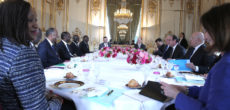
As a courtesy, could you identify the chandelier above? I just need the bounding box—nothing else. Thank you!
[114,0,133,24]
[118,30,127,40]
[0,0,4,3]
[119,33,126,40]
[119,30,127,34]
[117,24,128,30]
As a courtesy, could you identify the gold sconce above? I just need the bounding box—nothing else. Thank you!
[72,27,82,37]
[76,0,80,3]
[186,0,194,14]
[0,0,4,3]
[148,0,157,16]
[169,0,174,7]
[90,0,101,15]
[56,0,65,14]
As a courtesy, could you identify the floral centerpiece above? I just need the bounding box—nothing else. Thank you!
[121,46,132,55]
[99,47,117,58]
[112,46,122,53]
[127,49,152,65]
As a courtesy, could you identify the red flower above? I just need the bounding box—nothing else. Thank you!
[106,53,111,57]
[112,53,117,58]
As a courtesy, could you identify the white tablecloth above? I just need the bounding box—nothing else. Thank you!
[45,57,203,110]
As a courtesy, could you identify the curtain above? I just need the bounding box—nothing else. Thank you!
[127,3,141,44]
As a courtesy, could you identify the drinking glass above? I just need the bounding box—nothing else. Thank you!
[174,65,180,73]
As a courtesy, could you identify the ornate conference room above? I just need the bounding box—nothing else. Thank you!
[1,0,230,110]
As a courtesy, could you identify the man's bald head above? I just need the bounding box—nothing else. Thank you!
[189,32,205,48]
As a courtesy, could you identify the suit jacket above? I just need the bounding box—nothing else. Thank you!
[37,39,62,68]
[179,38,188,49]
[79,41,90,56]
[56,41,72,62]
[134,43,146,51]
[153,44,167,56]
[70,42,82,56]
[183,45,215,74]
[163,44,185,59]
[175,52,230,110]
[99,42,111,50]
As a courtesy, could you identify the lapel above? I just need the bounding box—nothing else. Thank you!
[172,45,178,58]
[184,47,195,59]
[46,39,59,57]
[190,45,204,60]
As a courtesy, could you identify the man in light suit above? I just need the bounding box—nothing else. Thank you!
[70,35,82,56]
[99,36,111,50]
[183,32,215,74]
[37,28,62,68]
[57,32,73,62]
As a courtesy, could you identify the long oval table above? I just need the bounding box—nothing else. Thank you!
[45,54,204,110]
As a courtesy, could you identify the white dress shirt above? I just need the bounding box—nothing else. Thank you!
[62,40,73,56]
[171,43,178,56]
[46,38,53,47]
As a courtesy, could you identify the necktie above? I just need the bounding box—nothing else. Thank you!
[66,44,73,56]
[52,45,61,59]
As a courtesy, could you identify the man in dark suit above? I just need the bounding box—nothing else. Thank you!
[163,35,185,59]
[153,38,167,56]
[99,36,111,50]
[69,35,82,56]
[179,32,188,49]
[79,35,90,56]
[183,32,215,74]
[38,28,62,68]
[56,32,73,62]
[134,37,146,51]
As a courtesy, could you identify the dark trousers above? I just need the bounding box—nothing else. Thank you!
[61,99,76,110]
[165,104,176,110]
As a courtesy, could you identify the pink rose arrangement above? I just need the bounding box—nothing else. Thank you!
[99,47,117,58]
[127,49,152,64]
[121,46,133,55]
[112,46,122,53]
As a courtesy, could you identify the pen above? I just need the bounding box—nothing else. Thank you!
[107,90,114,96]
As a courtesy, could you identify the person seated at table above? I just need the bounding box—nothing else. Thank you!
[134,37,146,51]
[79,35,90,56]
[38,28,62,68]
[0,0,63,109]
[99,36,111,50]
[183,32,215,74]
[30,28,42,51]
[70,35,82,56]
[153,38,167,56]
[161,3,230,110]
[163,35,185,59]
[179,32,188,49]
[57,32,73,61]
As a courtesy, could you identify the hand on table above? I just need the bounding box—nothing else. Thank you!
[46,90,63,104]
[160,82,187,99]
[186,63,196,71]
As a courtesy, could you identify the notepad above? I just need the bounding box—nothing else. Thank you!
[86,88,125,107]
[175,77,205,85]
[168,59,192,72]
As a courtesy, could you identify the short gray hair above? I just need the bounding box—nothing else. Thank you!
[45,28,55,37]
